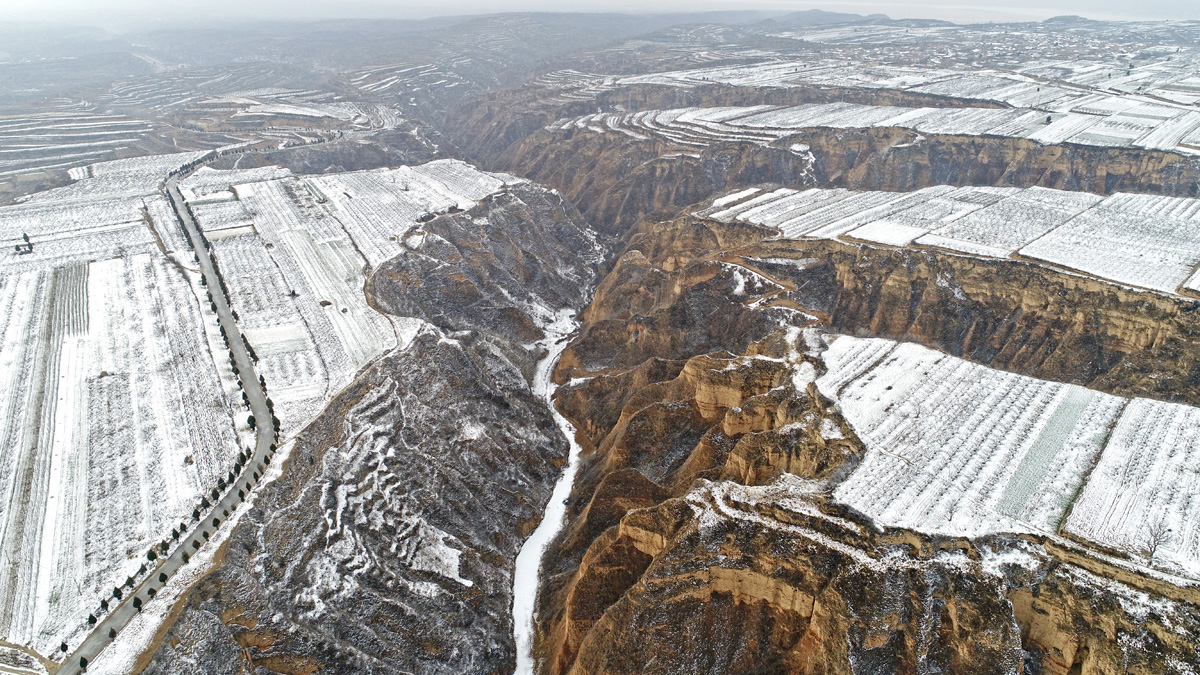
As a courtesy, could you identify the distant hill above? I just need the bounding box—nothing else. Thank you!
[769,9,887,27]
[1042,15,1105,26]
[760,9,954,29]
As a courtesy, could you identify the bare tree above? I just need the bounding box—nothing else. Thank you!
[1142,521,1172,563]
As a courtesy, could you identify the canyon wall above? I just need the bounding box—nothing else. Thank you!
[527,211,1200,674]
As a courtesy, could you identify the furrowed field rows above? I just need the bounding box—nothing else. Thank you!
[0,111,155,179]
[702,184,1200,296]
[179,166,292,201]
[186,160,521,437]
[0,152,248,665]
[816,335,1200,579]
[610,57,1200,120]
[1066,398,1200,578]
[548,97,1200,156]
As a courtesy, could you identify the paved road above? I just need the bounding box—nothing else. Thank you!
[56,174,277,674]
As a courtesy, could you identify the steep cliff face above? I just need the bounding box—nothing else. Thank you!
[443,79,1200,237]
[487,127,1200,235]
[490,133,819,235]
[143,185,602,674]
[809,241,1200,405]
[566,214,1200,405]
[541,339,864,675]
[530,209,1200,674]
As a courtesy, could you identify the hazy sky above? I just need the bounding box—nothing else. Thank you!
[3,0,1197,31]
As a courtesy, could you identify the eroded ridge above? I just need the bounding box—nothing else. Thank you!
[529,197,1200,673]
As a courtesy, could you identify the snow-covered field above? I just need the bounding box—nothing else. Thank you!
[186,160,523,436]
[815,335,1200,579]
[0,153,245,665]
[1018,192,1200,294]
[179,165,292,201]
[603,58,1200,142]
[0,110,156,180]
[548,97,1200,156]
[817,337,1122,537]
[1065,398,1200,578]
[704,184,1200,296]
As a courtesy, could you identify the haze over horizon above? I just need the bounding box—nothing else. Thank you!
[1,0,1196,33]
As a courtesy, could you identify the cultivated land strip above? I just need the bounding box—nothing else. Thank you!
[55,168,277,675]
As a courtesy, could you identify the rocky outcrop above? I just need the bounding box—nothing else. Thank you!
[553,481,1200,675]
[569,213,1200,405]
[142,182,602,674]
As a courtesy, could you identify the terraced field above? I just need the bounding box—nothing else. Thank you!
[0,109,157,193]
[816,334,1200,580]
[702,184,1200,296]
[184,160,525,437]
[549,98,1200,155]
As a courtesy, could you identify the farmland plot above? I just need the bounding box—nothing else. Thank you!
[915,187,1103,257]
[1018,193,1200,294]
[0,259,242,659]
[550,96,1200,156]
[189,159,522,436]
[815,335,1200,579]
[0,111,155,180]
[842,186,1018,247]
[709,184,1200,296]
[606,59,1200,145]
[1065,398,1200,578]
[21,152,208,204]
[815,336,1122,538]
[2,153,211,275]
[179,166,292,201]
[0,154,246,665]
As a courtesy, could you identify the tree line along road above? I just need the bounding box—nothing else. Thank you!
[55,170,279,675]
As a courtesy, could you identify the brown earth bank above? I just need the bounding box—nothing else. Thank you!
[562,214,1200,405]
[487,127,1200,236]
[544,479,1200,675]
[529,210,1200,674]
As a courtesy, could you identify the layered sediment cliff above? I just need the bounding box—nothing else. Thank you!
[443,82,1200,236]
[528,209,1200,674]
[489,127,1200,234]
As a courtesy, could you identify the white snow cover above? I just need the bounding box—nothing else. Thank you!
[84,439,298,675]
[710,187,761,208]
[0,153,524,667]
[513,311,581,675]
[0,110,155,180]
[1065,398,1200,578]
[916,187,1103,257]
[1018,192,1200,294]
[180,165,293,199]
[816,336,1122,538]
[550,94,1200,156]
[0,154,243,661]
[189,159,522,439]
[705,183,1200,297]
[815,334,1200,580]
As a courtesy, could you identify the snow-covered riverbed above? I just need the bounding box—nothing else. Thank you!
[512,315,583,675]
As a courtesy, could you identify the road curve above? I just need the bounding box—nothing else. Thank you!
[56,173,277,674]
